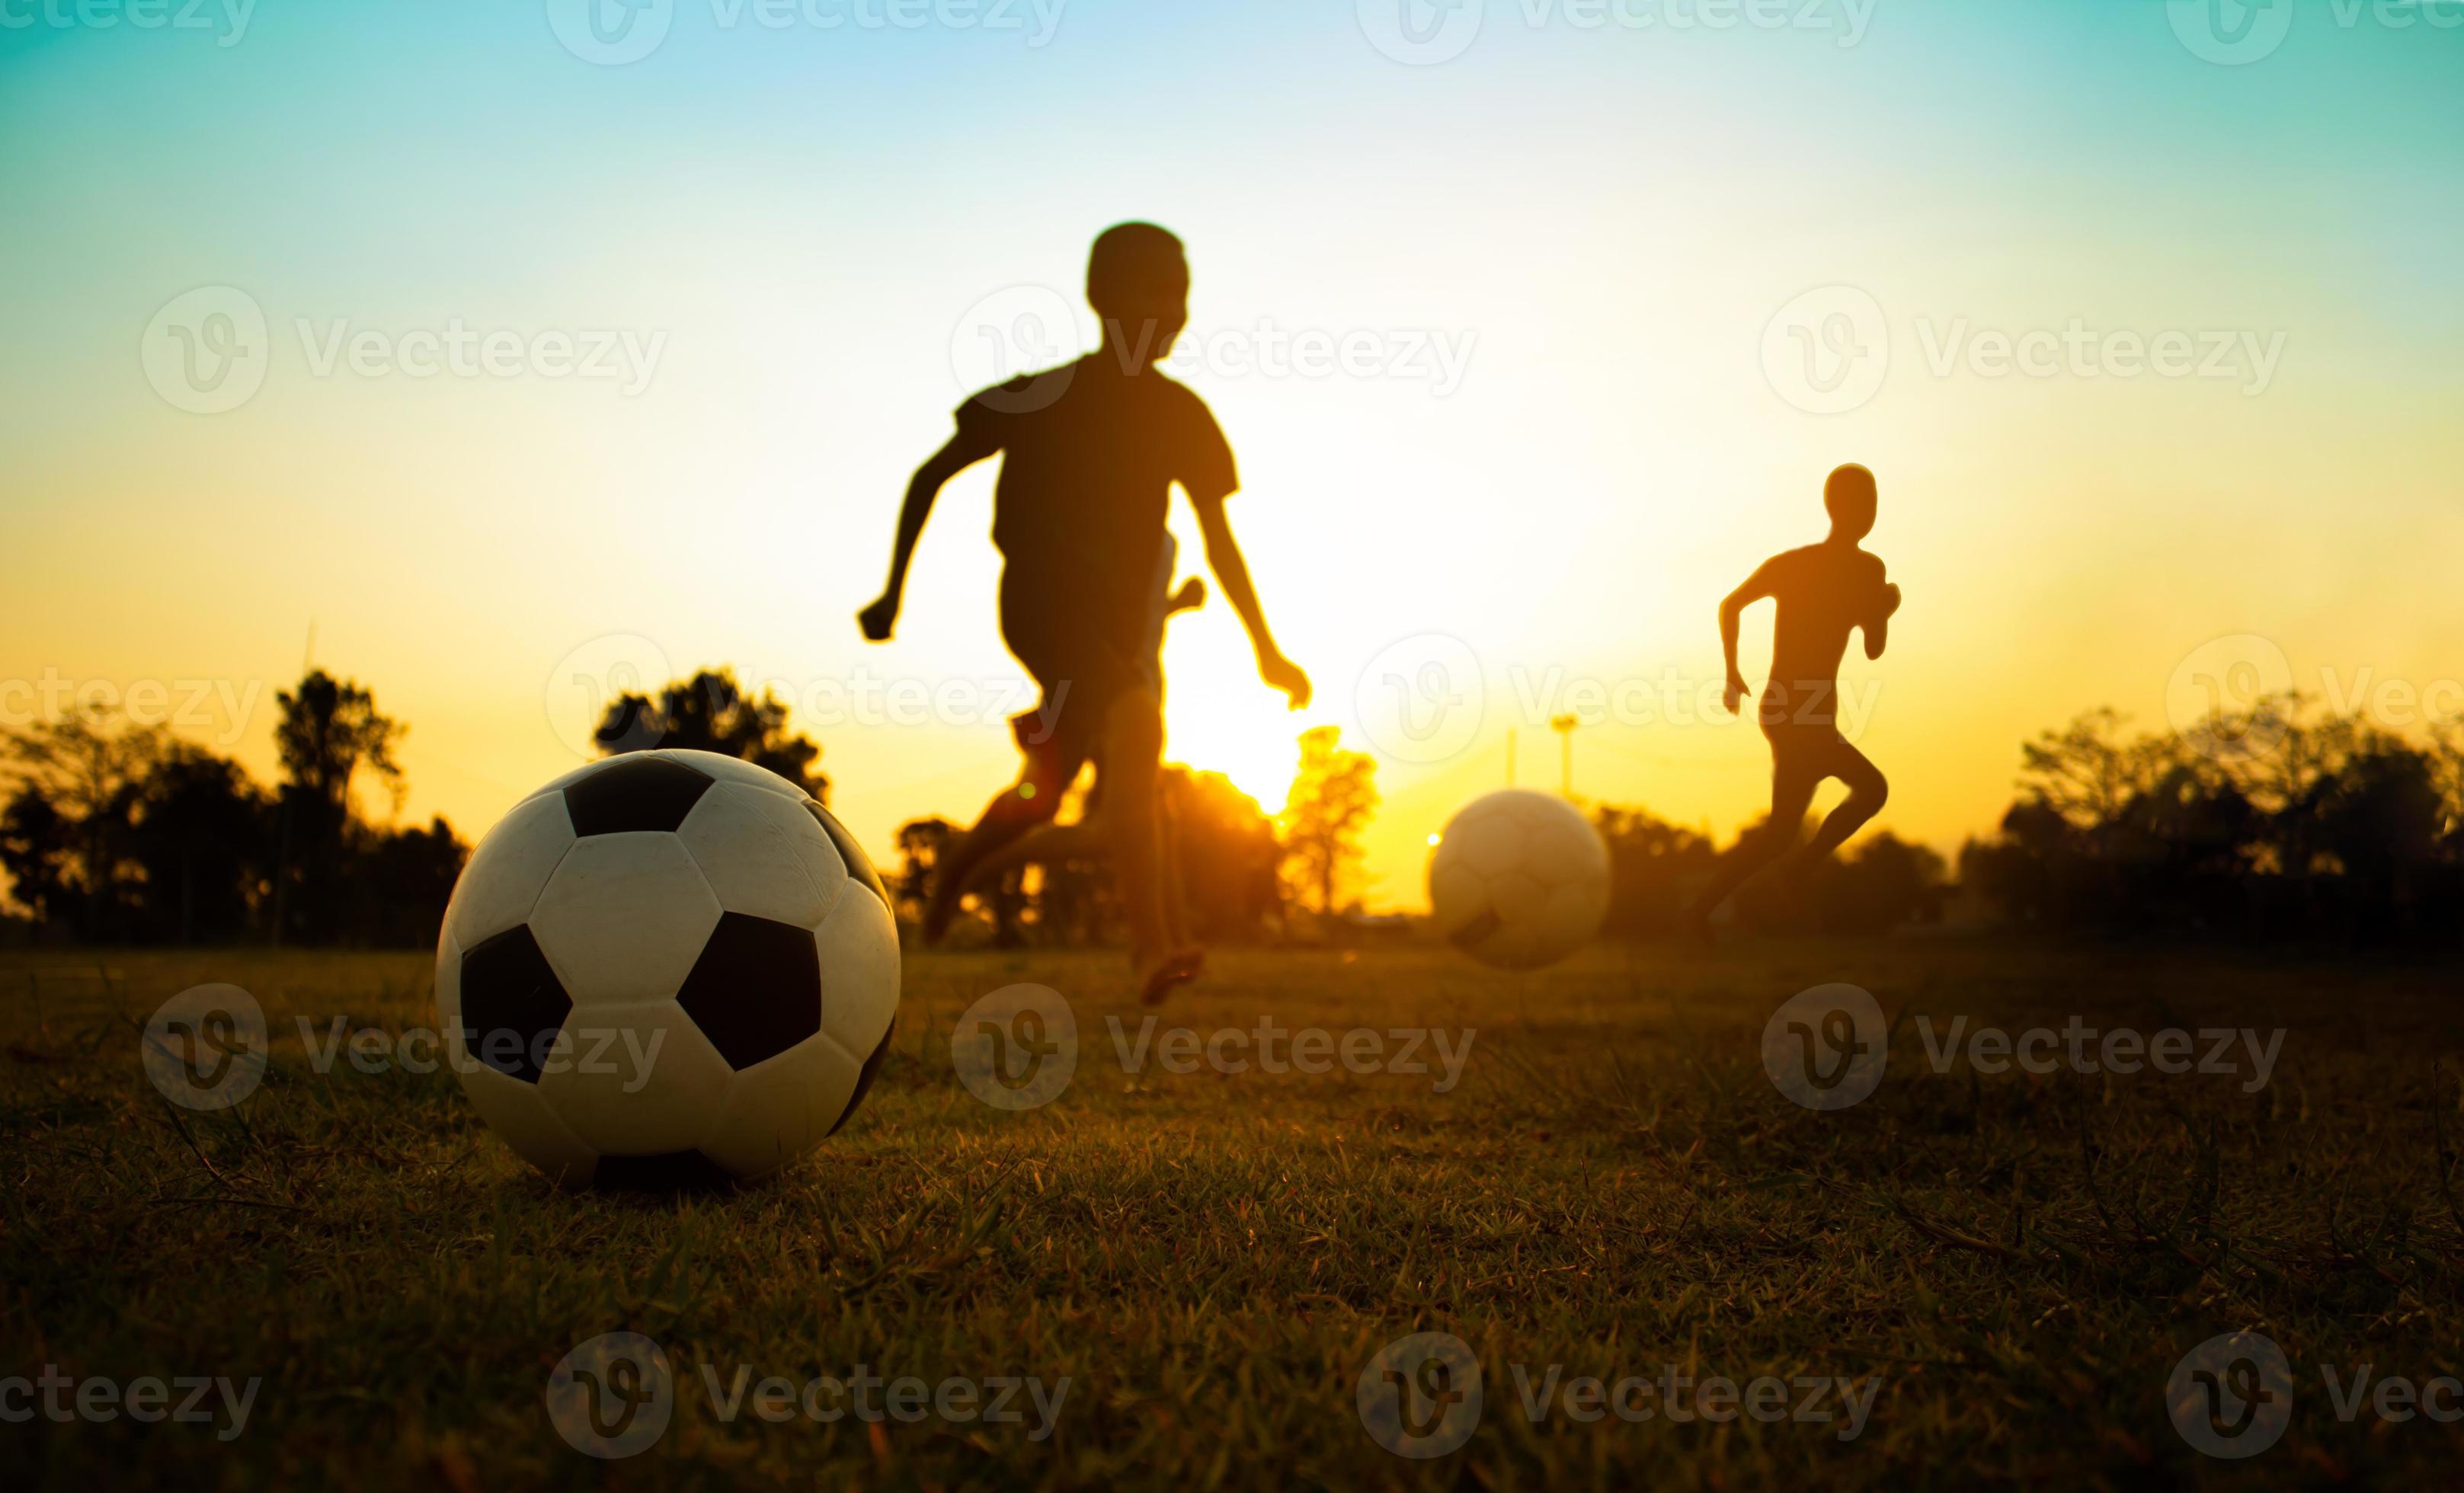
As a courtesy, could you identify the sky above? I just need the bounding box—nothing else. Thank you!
[4,0,2461,909]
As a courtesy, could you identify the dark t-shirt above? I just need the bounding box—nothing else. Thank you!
[957,354,1236,652]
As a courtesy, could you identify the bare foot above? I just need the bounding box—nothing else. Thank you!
[1137,946,1206,1005]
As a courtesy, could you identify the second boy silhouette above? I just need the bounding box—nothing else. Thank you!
[1688,462,1900,936]
[861,222,1310,1000]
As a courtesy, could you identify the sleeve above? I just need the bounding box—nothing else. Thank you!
[952,381,1023,449]
[1175,391,1238,505]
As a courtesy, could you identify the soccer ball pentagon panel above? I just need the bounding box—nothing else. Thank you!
[434,750,899,1188]
[1427,789,1611,970]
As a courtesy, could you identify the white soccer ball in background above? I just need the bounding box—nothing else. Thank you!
[1427,789,1611,970]
[434,750,900,1188]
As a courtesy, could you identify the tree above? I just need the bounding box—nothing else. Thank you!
[1279,727,1378,917]
[127,748,268,943]
[271,671,406,945]
[276,671,404,819]
[891,817,958,929]
[594,667,827,801]
[1,706,173,938]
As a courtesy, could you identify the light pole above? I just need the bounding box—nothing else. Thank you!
[1550,714,1578,798]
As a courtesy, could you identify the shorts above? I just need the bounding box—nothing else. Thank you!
[1000,571,1160,797]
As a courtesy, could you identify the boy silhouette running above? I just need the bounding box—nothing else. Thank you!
[859,222,1310,1000]
[1688,463,1901,936]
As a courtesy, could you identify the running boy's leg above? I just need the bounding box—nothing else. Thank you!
[1803,737,1887,858]
[1687,734,1825,929]
[1100,686,1201,1002]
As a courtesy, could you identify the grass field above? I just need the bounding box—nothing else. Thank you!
[5,937,2462,1488]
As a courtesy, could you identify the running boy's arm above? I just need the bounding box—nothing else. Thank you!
[1190,494,1311,708]
[1864,564,1902,661]
[1717,557,1784,715]
[858,430,999,641]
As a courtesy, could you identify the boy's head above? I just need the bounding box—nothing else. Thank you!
[1823,463,1877,540]
[1087,222,1189,369]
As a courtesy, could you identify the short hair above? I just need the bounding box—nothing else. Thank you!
[1824,463,1877,515]
[1087,222,1186,308]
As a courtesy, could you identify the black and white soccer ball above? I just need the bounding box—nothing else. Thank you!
[434,750,899,1188]
[1427,789,1611,970]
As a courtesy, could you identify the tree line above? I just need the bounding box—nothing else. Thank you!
[0,672,461,947]
[11,662,2444,951]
